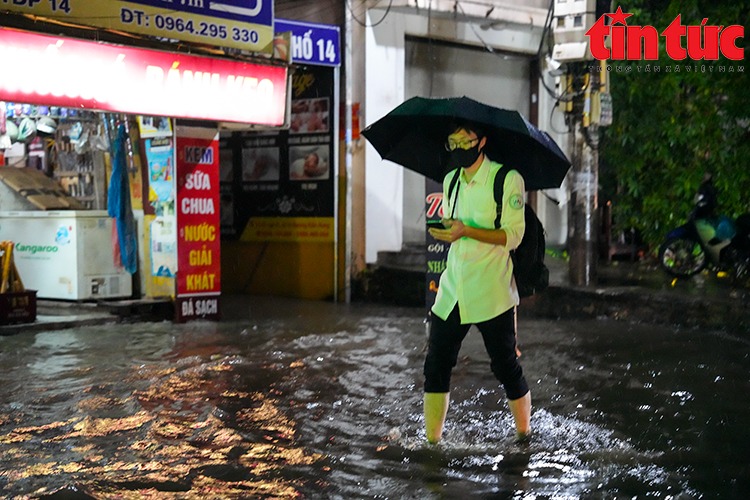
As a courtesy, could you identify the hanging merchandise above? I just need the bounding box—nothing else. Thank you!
[0,102,10,149]
[0,120,16,149]
[16,117,37,144]
[107,123,138,274]
[36,116,57,135]
[91,124,109,151]
[75,129,90,155]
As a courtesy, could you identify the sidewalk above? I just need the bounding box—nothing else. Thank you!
[0,297,172,335]
[533,255,750,333]
[2,256,748,335]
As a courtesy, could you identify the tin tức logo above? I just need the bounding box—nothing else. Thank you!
[585,6,744,61]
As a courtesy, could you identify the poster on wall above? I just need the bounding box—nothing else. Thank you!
[138,116,173,139]
[243,143,281,182]
[222,65,336,243]
[144,137,175,217]
[289,144,330,181]
[151,216,177,277]
[175,127,221,322]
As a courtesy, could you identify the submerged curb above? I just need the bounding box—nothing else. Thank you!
[2,280,749,335]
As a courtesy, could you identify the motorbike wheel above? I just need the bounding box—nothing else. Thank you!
[659,236,707,278]
[726,247,750,286]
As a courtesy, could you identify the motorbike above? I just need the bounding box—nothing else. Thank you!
[659,208,750,282]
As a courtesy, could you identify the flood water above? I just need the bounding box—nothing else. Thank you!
[1,297,749,498]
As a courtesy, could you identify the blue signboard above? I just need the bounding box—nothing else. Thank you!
[275,19,341,67]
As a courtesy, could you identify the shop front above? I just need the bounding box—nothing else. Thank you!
[219,19,342,301]
[0,21,289,322]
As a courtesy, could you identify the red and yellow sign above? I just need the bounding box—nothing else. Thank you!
[176,127,221,321]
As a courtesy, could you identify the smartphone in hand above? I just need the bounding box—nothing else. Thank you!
[427,220,446,230]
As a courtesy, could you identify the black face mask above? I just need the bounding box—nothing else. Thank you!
[448,143,482,170]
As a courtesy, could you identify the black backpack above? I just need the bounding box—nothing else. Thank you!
[447,168,549,298]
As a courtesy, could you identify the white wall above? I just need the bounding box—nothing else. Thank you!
[364,11,406,263]
[534,70,571,248]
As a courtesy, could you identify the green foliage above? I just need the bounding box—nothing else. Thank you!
[600,0,750,248]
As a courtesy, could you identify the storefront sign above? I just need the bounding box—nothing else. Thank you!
[0,0,274,53]
[175,127,221,321]
[0,28,287,126]
[425,178,448,310]
[241,216,334,242]
[275,19,340,67]
[223,65,335,241]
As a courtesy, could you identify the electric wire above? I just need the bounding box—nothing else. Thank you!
[456,2,516,58]
[549,93,571,135]
[345,0,394,28]
[454,0,574,131]
[536,0,562,99]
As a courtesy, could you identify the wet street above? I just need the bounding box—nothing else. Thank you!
[1,297,749,498]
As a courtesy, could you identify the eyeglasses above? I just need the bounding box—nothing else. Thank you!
[444,138,479,151]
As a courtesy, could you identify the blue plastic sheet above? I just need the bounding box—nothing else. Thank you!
[107,123,137,274]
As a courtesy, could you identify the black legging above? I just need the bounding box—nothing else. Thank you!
[423,305,529,400]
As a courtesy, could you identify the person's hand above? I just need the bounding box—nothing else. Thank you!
[429,219,465,242]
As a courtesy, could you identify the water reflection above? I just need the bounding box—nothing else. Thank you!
[0,302,748,498]
[1,323,328,497]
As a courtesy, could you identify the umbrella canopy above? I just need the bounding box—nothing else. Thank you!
[362,96,571,191]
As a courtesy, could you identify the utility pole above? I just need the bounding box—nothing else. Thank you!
[566,61,611,286]
[551,0,612,286]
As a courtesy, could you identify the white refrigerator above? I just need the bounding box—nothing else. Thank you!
[0,211,133,300]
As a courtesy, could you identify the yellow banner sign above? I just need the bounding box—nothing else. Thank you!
[241,217,334,243]
[1,0,274,53]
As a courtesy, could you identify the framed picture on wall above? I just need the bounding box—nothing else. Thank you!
[289,144,330,181]
[242,146,280,182]
[138,116,173,138]
[290,98,329,135]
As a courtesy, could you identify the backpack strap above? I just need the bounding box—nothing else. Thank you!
[493,167,511,229]
[446,168,461,220]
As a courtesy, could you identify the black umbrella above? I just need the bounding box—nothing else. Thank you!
[361,96,571,191]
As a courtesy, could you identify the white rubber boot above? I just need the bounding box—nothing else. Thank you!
[508,391,531,441]
[424,392,450,444]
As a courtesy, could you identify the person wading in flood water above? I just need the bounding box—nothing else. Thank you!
[425,120,531,443]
